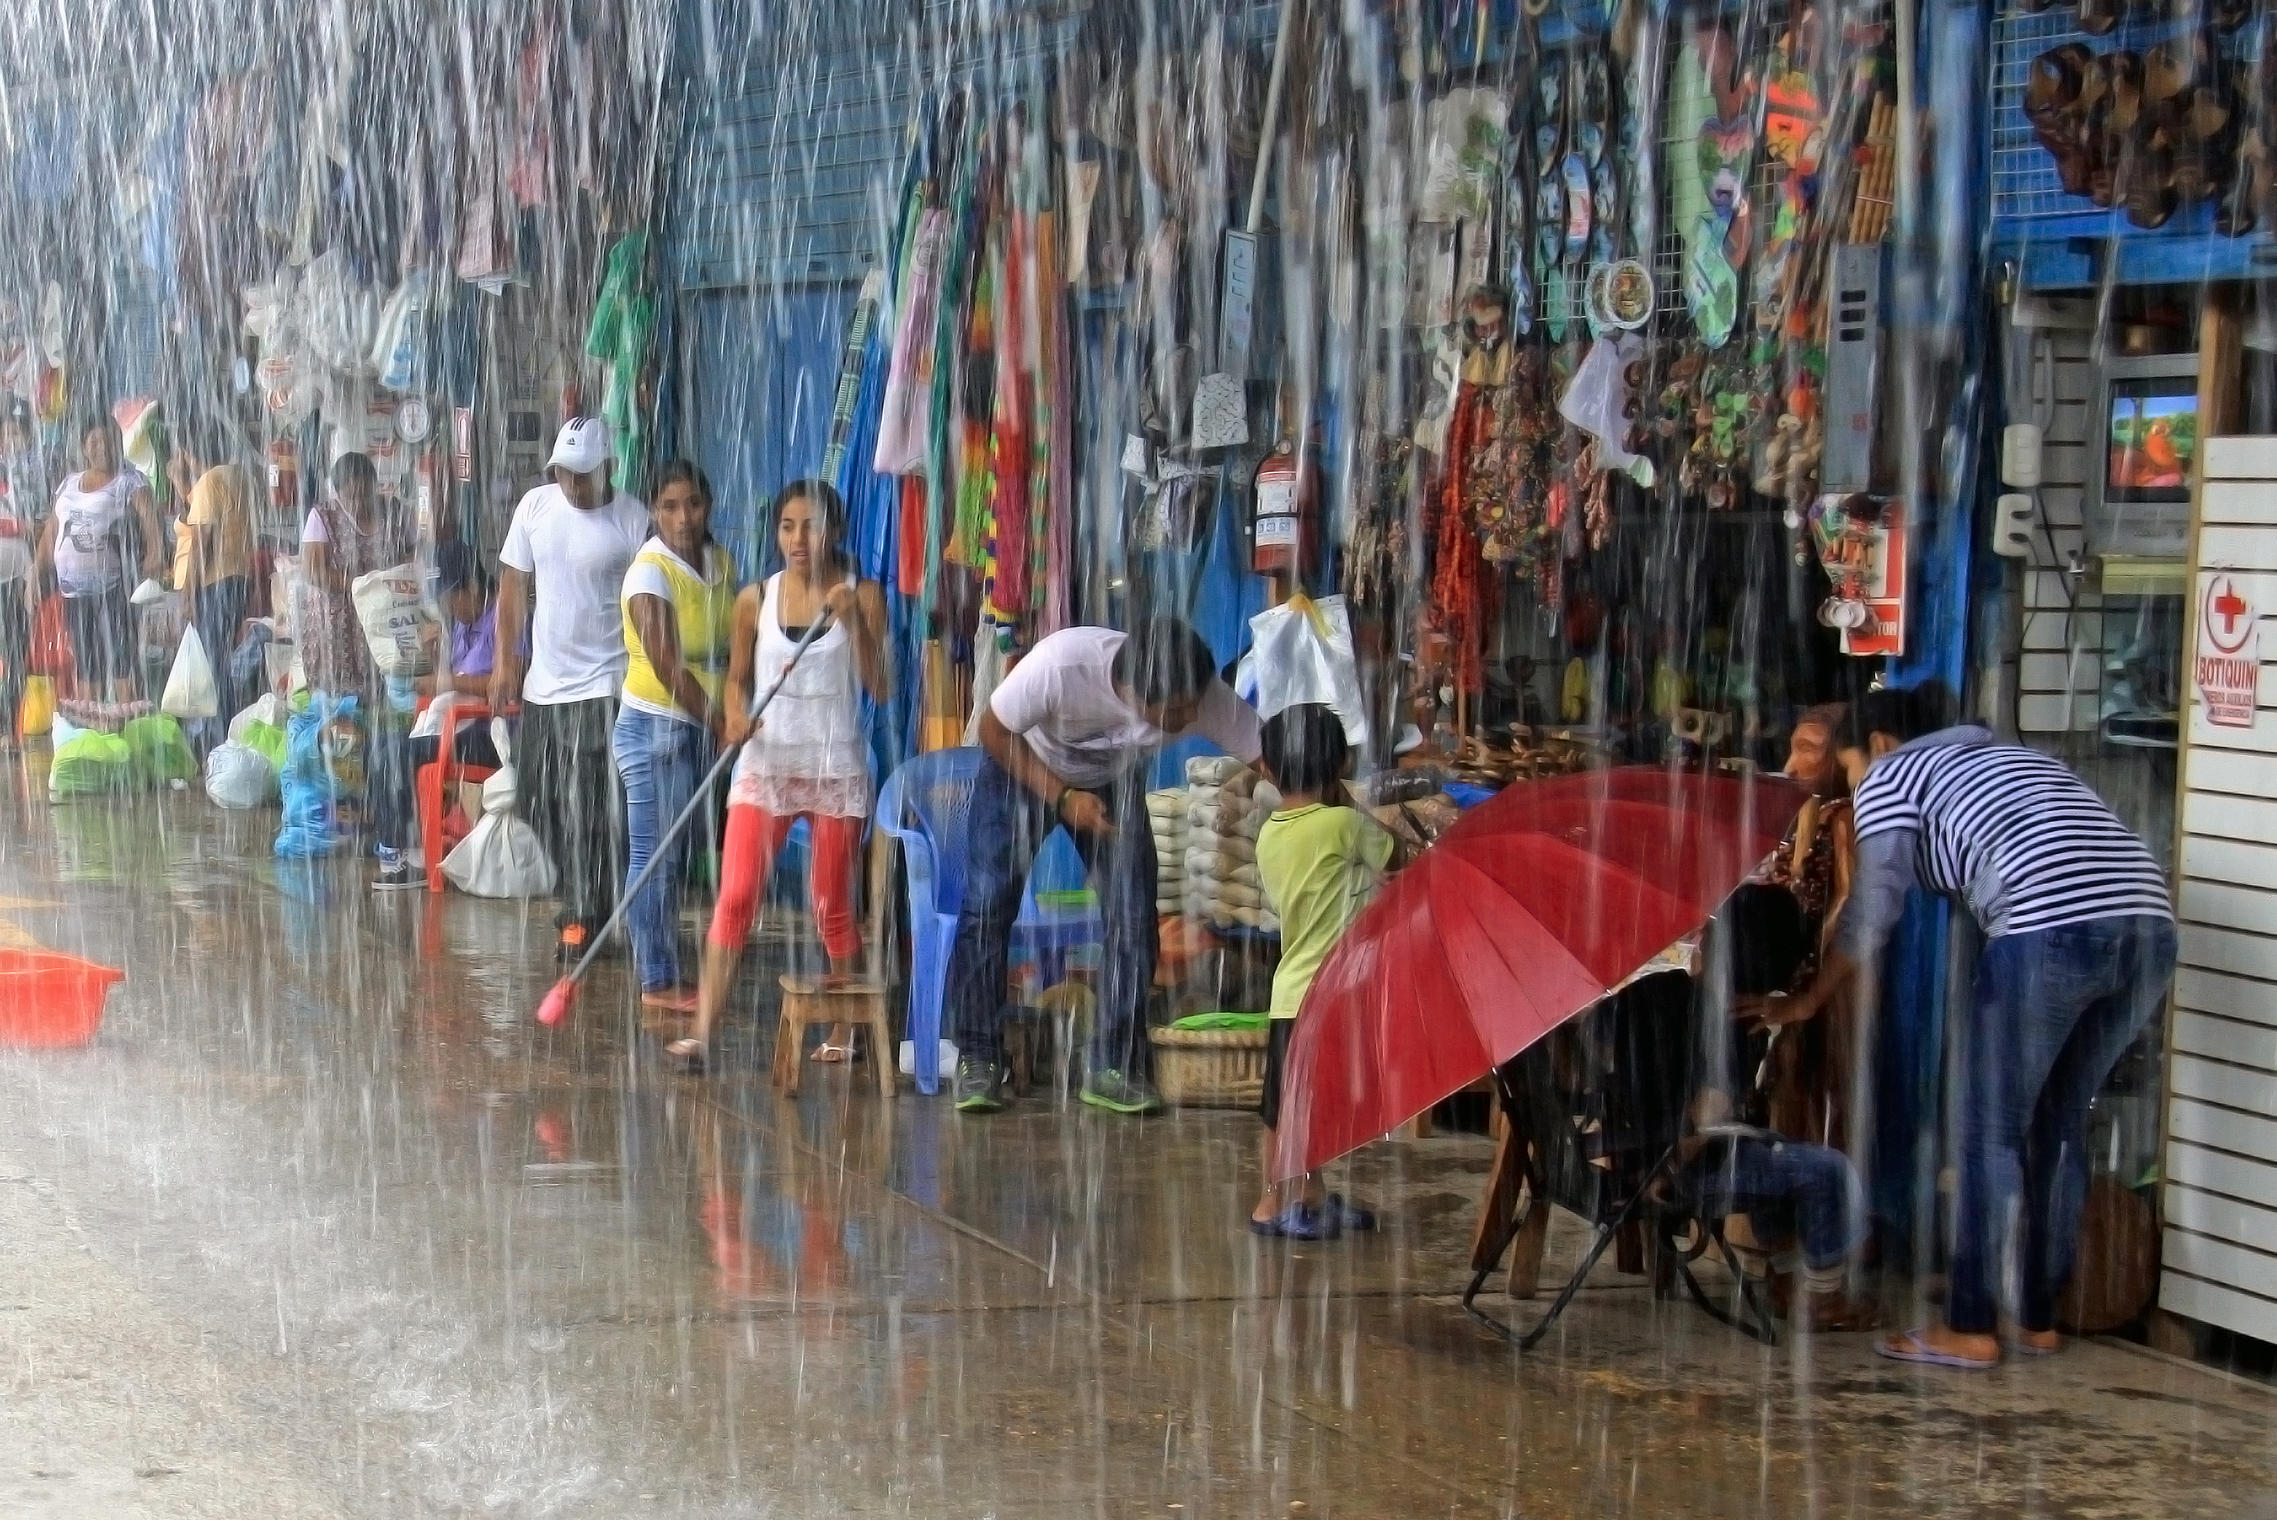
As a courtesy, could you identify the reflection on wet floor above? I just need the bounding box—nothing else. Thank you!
[1,784,2273,1517]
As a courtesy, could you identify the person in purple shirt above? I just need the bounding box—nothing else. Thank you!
[368,543,506,890]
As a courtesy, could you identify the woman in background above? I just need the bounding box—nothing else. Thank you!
[611,462,738,1010]
[35,415,164,702]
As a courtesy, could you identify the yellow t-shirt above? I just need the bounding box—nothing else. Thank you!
[619,538,736,722]
[172,465,253,591]
[1255,803,1395,1019]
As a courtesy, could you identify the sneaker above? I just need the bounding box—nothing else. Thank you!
[953,1059,1008,1114]
[1079,1068,1163,1115]
[371,861,422,892]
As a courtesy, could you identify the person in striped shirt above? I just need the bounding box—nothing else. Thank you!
[1763,684,2175,1370]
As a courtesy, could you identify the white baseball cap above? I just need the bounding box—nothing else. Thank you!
[546,416,612,475]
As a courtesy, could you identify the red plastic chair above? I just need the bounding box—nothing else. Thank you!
[417,698,500,893]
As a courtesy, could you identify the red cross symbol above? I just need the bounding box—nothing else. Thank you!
[2207,576,2255,655]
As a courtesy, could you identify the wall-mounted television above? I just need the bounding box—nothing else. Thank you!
[2087,352,2199,560]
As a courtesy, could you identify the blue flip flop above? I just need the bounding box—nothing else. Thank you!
[1875,1327,1998,1371]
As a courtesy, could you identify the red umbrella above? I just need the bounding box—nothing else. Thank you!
[1272,766,1799,1179]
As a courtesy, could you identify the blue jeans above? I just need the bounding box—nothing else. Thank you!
[1951,914,2177,1334]
[945,755,1156,1079]
[611,707,716,993]
[1691,1137,1866,1271]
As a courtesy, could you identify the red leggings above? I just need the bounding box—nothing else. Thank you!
[708,805,864,962]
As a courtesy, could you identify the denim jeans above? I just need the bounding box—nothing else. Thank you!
[944,754,1157,1080]
[1950,914,2177,1334]
[1690,1137,1866,1271]
[611,706,715,992]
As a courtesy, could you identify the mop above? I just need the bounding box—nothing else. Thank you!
[533,607,841,1027]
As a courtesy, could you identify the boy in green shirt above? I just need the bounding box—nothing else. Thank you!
[1251,704,1398,1240]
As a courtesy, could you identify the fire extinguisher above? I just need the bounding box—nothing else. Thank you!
[1251,438,1317,578]
[267,436,299,515]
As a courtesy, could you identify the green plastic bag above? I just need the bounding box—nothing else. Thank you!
[1167,1011,1272,1033]
[49,730,134,797]
[237,719,288,773]
[122,714,196,788]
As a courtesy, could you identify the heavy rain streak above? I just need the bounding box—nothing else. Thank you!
[0,0,2271,1514]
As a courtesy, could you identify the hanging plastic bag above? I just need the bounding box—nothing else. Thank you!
[49,729,132,798]
[368,271,432,392]
[350,561,439,677]
[204,740,277,809]
[442,765,556,898]
[159,625,220,720]
[17,674,54,737]
[121,714,195,788]
[1237,595,1371,748]
[1557,336,1650,482]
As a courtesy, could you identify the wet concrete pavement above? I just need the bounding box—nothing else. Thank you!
[2,770,2274,1518]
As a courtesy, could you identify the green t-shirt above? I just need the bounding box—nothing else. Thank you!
[1255,803,1396,1019]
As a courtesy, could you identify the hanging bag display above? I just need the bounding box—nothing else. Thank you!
[1237,594,1371,748]
[159,625,220,720]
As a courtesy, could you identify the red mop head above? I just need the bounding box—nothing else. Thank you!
[534,977,578,1028]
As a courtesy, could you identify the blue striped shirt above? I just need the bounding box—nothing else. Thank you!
[1845,727,2171,947]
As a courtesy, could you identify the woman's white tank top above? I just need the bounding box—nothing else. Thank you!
[728,571,870,818]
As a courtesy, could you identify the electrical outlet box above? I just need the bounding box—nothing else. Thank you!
[1991,492,2036,558]
[1821,245,1882,493]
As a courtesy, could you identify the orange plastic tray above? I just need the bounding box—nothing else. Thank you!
[0,950,124,1048]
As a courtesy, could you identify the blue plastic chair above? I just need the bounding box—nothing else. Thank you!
[875,748,1105,1095]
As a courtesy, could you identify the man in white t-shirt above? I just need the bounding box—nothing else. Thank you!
[949,617,1261,1116]
[491,417,652,958]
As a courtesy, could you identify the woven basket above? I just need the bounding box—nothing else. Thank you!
[1149,1024,1269,1108]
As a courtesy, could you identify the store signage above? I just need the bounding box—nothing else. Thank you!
[2195,571,2265,729]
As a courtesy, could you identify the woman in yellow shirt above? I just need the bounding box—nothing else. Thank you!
[612,462,738,1012]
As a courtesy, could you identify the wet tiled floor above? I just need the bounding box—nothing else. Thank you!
[1,773,2271,1517]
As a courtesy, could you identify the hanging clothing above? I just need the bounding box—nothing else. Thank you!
[586,231,657,480]
[727,572,870,819]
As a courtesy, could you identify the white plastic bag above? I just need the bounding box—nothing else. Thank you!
[441,764,555,897]
[160,626,220,720]
[229,693,290,743]
[1237,595,1370,748]
[203,741,277,809]
[351,561,439,677]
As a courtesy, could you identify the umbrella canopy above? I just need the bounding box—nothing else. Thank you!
[1272,766,1800,1179]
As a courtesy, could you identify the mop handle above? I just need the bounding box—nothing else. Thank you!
[555,603,840,992]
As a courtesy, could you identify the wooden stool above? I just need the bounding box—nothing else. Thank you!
[773,975,896,1098]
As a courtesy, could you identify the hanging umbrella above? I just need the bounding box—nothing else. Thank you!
[1272,766,1799,1180]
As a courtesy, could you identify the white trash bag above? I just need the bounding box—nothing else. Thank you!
[160,625,220,720]
[441,719,555,898]
[1236,594,1370,748]
[203,740,277,810]
[351,561,439,677]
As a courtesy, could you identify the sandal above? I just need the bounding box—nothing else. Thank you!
[640,986,701,1014]
[1875,1326,1998,1370]
[810,1041,852,1064]
[664,1038,709,1075]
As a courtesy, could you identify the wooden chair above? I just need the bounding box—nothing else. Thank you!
[773,975,896,1098]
